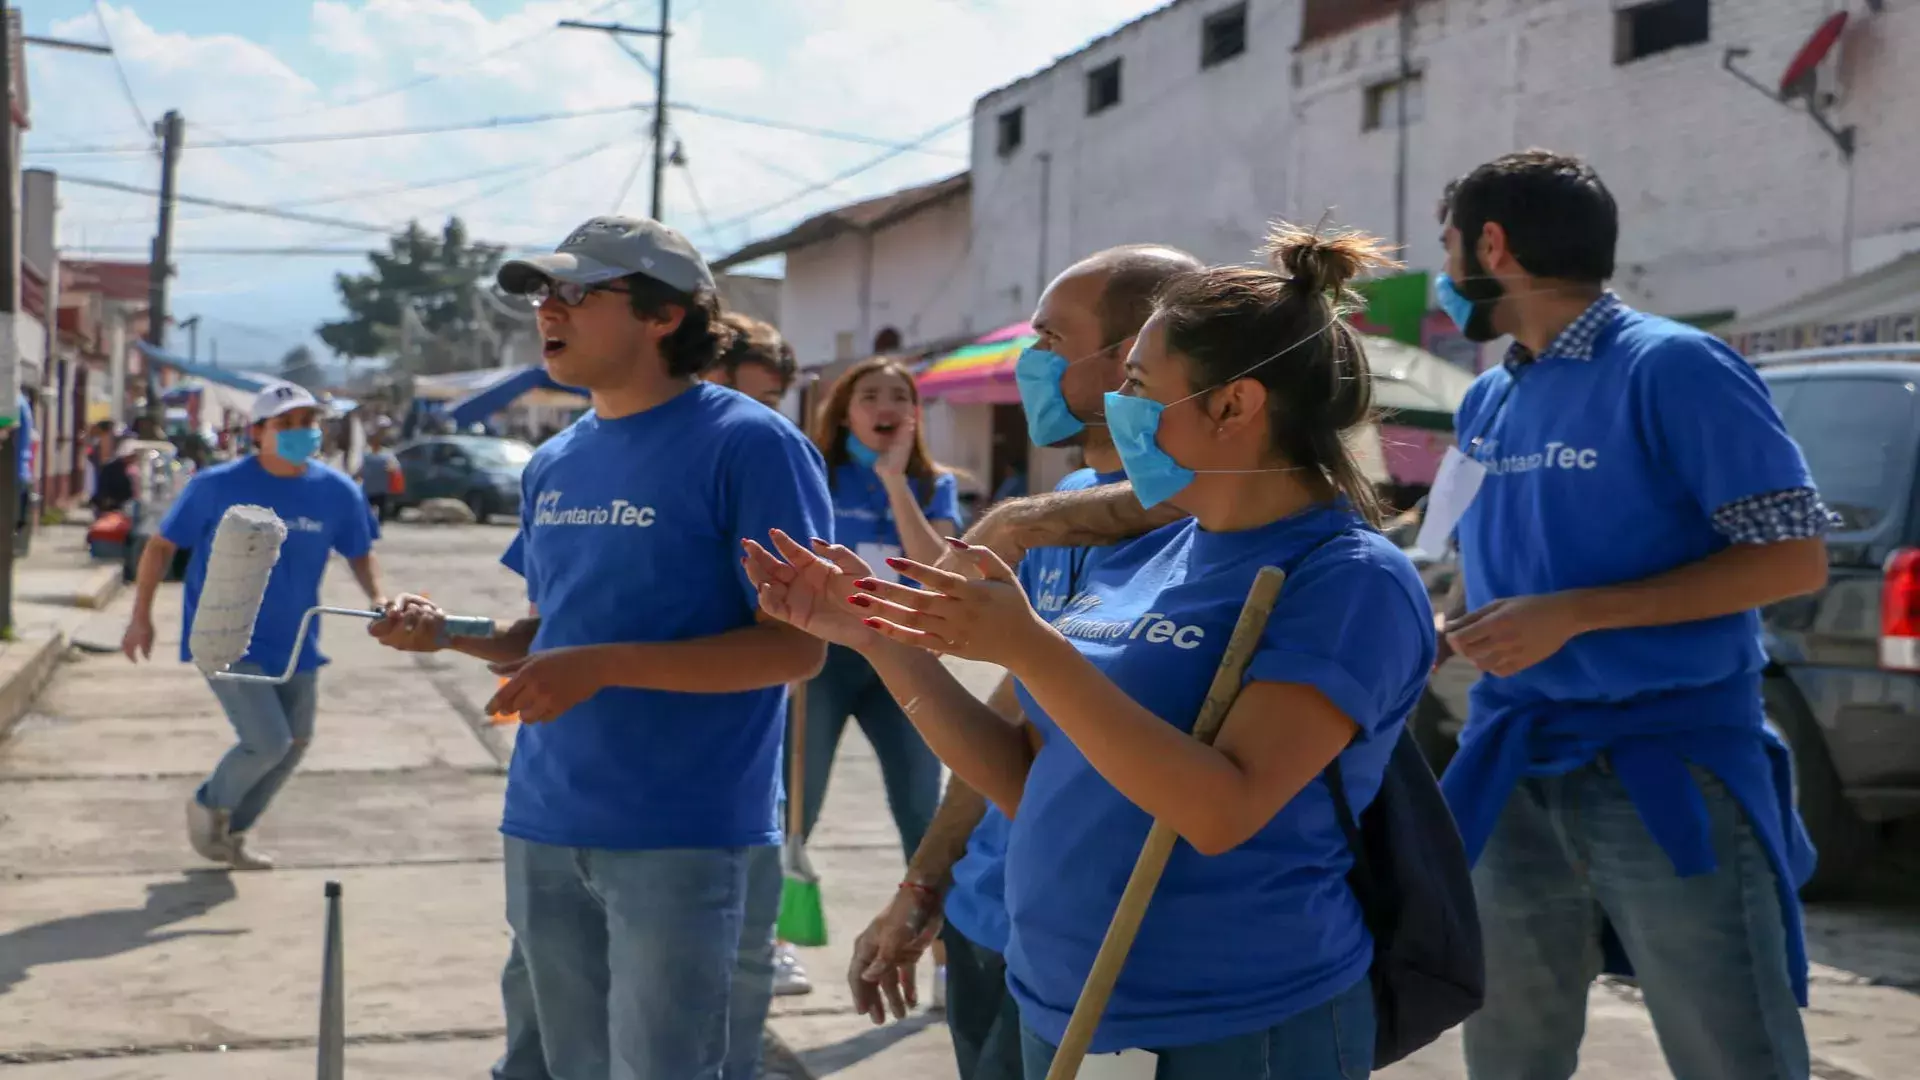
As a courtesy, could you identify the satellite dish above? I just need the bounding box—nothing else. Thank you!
[1779,12,1848,102]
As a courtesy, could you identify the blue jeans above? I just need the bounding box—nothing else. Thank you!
[941,921,1024,1080]
[724,842,783,1080]
[494,843,782,1080]
[503,837,748,1080]
[1018,977,1374,1080]
[1464,762,1809,1080]
[797,644,942,858]
[199,664,318,834]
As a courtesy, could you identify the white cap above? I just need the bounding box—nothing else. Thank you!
[250,383,324,425]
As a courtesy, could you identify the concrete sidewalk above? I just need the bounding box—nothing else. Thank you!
[0,523,126,745]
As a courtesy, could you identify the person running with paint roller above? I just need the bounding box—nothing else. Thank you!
[843,243,1201,1080]
[368,214,833,1080]
[744,224,1435,1079]
[120,383,384,871]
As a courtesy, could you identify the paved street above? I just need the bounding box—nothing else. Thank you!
[0,522,1916,1078]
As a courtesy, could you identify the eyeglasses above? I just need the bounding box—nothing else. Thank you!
[527,279,630,307]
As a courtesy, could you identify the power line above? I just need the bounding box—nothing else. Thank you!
[705,113,970,235]
[27,101,650,156]
[668,103,966,158]
[92,1,153,149]
[60,175,394,234]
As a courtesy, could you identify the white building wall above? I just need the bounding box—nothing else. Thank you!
[775,195,973,370]
[970,0,1305,332]
[969,0,1920,330]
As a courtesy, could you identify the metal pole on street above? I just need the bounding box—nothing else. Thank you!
[0,10,20,631]
[317,880,345,1080]
[145,110,183,430]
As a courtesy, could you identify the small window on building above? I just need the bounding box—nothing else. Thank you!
[834,331,855,361]
[873,327,902,353]
[996,107,1024,156]
[1615,0,1709,64]
[1362,72,1423,132]
[1086,60,1122,115]
[1201,3,1248,68]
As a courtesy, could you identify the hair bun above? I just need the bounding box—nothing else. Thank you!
[1261,221,1401,299]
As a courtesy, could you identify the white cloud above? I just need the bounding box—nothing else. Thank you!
[24,0,1170,358]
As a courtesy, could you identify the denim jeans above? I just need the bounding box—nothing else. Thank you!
[723,842,783,1080]
[1018,976,1373,1080]
[199,664,318,834]
[492,937,547,1080]
[503,836,748,1080]
[796,644,942,859]
[1464,761,1809,1080]
[940,921,1024,1080]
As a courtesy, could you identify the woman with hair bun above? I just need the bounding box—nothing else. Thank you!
[744,224,1436,1078]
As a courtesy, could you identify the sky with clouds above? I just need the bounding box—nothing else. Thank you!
[21,0,1166,366]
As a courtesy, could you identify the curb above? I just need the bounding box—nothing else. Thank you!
[0,634,68,743]
[73,567,125,610]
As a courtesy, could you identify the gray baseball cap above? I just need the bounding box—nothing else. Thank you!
[498,216,716,297]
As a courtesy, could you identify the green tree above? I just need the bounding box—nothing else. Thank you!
[318,218,508,373]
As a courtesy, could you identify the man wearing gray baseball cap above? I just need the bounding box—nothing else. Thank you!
[373,215,834,1080]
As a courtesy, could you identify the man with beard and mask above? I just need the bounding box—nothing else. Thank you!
[1427,150,1826,1079]
[843,244,1200,1080]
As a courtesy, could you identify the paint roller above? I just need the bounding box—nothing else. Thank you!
[191,504,497,684]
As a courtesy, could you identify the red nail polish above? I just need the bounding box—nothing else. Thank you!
[854,578,878,591]
[848,595,872,608]
[863,617,883,628]
[885,557,908,569]
[945,536,968,550]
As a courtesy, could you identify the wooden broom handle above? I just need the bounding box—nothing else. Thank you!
[1045,566,1288,1080]
[787,680,808,842]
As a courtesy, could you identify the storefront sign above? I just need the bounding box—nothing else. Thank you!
[1724,311,1920,357]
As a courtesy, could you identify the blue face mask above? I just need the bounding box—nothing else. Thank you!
[274,427,322,464]
[1103,391,1191,510]
[843,431,882,469]
[1433,273,1476,332]
[1014,347,1085,446]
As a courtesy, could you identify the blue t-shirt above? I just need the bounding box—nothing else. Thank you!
[828,460,960,582]
[1004,502,1435,1052]
[499,383,833,850]
[1453,310,1815,707]
[161,456,374,675]
[944,467,1123,956]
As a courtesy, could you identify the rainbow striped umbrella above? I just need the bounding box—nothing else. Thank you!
[916,322,1037,403]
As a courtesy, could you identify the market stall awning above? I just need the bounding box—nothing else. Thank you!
[446,366,585,427]
[136,342,282,393]
[916,322,1036,404]
[1363,334,1478,432]
[1719,250,1920,356]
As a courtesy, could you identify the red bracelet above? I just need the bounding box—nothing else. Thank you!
[899,881,941,907]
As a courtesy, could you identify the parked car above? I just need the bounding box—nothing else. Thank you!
[392,435,532,524]
[1409,342,1920,897]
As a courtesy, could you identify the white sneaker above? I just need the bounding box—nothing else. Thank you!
[226,831,275,871]
[930,964,947,1011]
[772,943,813,997]
[185,796,232,863]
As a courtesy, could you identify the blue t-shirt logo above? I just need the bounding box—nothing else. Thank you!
[1048,595,1208,651]
[531,488,657,529]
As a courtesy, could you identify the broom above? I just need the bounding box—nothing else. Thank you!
[1045,566,1287,1080]
[777,680,828,946]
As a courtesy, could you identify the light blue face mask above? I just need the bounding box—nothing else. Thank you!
[274,427,323,464]
[1013,342,1126,447]
[843,431,883,469]
[1103,315,1336,509]
[1432,273,1476,332]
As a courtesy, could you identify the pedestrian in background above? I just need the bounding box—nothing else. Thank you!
[706,311,799,411]
[1430,149,1827,1080]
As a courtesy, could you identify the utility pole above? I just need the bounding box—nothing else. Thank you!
[559,4,670,221]
[144,110,183,431]
[1393,0,1415,256]
[0,10,19,631]
[179,314,199,360]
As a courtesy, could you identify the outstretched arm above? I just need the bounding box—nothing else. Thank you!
[957,481,1181,569]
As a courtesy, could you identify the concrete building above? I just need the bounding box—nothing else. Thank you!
[54,260,148,505]
[969,0,1920,350]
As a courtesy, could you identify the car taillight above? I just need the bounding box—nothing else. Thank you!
[1880,547,1920,671]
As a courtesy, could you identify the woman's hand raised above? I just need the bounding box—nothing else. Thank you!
[742,530,890,651]
[845,541,1058,671]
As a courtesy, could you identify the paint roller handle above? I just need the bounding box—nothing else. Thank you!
[336,606,496,645]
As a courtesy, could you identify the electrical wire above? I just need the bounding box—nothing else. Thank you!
[612,133,655,214]
[670,103,966,158]
[59,175,396,234]
[704,113,970,235]
[92,1,154,150]
[28,101,651,156]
